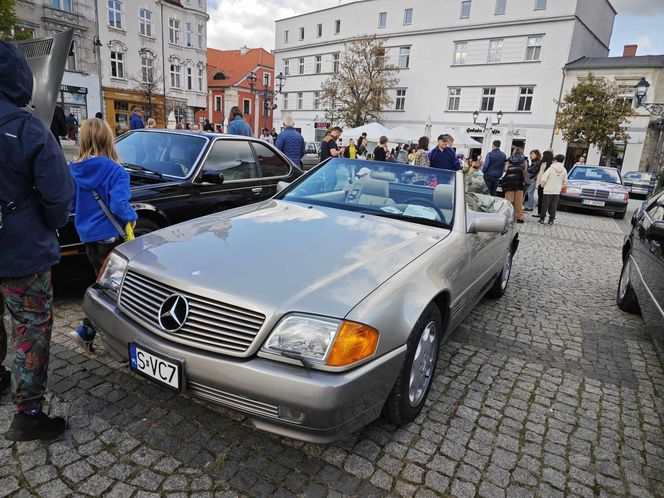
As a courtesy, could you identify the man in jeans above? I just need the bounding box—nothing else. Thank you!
[0,41,74,441]
[481,140,507,196]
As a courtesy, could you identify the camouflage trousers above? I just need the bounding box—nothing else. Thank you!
[0,270,54,412]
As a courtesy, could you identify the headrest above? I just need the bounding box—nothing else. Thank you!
[433,184,454,209]
[360,177,389,197]
[370,171,396,182]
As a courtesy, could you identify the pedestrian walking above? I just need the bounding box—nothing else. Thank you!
[412,136,430,166]
[481,140,507,195]
[271,127,279,142]
[129,106,144,130]
[428,134,462,171]
[69,118,138,352]
[539,154,568,225]
[227,106,252,137]
[50,105,67,147]
[65,112,78,141]
[0,41,74,441]
[320,126,343,161]
[373,136,389,162]
[203,118,214,132]
[275,116,306,166]
[344,138,357,159]
[502,147,529,223]
[535,150,554,217]
[259,127,274,144]
[524,149,541,211]
[356,135,368,158]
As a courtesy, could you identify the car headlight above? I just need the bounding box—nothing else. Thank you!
[263,314,379,367]
[609,192,629,201]
[565,187,581,195]
[97,252,128,297]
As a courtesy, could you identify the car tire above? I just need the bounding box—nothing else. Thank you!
[487,243,514,298]
[133,218,161,237]
[383,304,442,426]
[614,211,626,220]
[617,256,640,314]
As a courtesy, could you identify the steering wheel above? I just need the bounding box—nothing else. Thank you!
[405,199,446,223]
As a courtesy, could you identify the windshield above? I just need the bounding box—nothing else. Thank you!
[116,131,207,178]
[568,166,621,184]
[279,158,455,227]
[623,172,651,181]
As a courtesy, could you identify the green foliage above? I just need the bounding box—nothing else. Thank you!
[556,74,634,154]
[0,0,21,40]
[320,35,399,128]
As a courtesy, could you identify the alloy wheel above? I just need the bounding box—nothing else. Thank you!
[408,321,438,407]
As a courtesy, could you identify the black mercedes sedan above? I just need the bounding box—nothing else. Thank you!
[617,189,664,349]
[59,130,303,257]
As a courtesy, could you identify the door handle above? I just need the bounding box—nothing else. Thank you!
[252,187,262,194]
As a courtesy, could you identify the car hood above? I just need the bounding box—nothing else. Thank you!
[118,200,448,319]
[567,179,628,192]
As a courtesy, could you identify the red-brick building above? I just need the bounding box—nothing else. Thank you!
[195,47,274,135]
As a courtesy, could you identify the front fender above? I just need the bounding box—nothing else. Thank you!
[131,202,169,225]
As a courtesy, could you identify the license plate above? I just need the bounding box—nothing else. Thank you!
[129,343,183,390]
[582,199,605,207]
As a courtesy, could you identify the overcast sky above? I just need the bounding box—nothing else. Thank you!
[207,0,664,56]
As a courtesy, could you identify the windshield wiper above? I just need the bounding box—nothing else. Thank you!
[356,209,449,229]
[122,162,164,179]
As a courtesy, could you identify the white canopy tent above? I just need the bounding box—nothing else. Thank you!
[343,122,391,141]
[431,127,483,148]
[385,125,421,144]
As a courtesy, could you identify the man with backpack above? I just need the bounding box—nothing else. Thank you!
[0,41,74,441]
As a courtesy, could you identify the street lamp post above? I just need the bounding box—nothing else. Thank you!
[246,71,287,133]
[472,110,503,131]
[633,78,664,195]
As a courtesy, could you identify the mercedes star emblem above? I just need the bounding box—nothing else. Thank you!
[157,294,189,332]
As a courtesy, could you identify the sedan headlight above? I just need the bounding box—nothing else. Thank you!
[565,186,582,196]
[609,192,629,201]
[97,252,128,297]
[263,314,379,367]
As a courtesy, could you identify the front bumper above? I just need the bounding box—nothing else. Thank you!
[559,195,628,214]
[83,286,405,443]
[628,185,650,197]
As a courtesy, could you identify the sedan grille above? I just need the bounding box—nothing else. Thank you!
[581,188,610,199]
[119,271,265,355]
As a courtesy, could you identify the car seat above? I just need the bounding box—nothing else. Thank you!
[350,177,396,206]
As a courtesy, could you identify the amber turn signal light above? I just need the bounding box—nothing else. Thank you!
[326,321,379,367]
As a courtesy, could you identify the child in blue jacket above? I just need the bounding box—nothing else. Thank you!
[69,118,137,351]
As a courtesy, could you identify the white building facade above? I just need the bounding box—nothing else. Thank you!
[274,0,615,158]
[99,0,208,134]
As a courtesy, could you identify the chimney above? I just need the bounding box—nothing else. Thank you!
[240,45,250,56]
[623,44,638,57]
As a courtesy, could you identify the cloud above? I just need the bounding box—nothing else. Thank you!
[610,0,664,16]
[634,35,655,55]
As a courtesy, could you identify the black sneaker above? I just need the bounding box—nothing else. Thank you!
[548,220,554,225]
[0,368,10,395]
[538,219,545,225]
[5,411,66,442]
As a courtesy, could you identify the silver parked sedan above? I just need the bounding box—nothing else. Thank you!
[85,159,518,442]
[559,165,629,219]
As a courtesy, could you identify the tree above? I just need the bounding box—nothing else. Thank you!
[556,74,634,157]
[0,0,32,40]
[129,56,164,123]
[320,35,399,128]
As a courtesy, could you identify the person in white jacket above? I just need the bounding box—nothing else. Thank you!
[539,154,568,225]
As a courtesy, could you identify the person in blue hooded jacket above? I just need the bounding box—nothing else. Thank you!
[0,41,74,441]
[227,106,253,136]
[275,115,306,166]
[129,106,144,130]
[69,117,137,351]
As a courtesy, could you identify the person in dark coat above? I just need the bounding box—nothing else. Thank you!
[50,105,67,147]
[482,140,507,195]
[66,112,78,140]
[535,150,554,217]
[275,115,306,166]
[428,134,462,171]
[129,106,144,130]
[502,147,529,223]
[0,41,74,441]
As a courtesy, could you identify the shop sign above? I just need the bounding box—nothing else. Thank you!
[60,85,87,94]
[314,122,330,129]
[466,127,500,135]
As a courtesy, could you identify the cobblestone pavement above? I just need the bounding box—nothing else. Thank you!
[2,200,663,497]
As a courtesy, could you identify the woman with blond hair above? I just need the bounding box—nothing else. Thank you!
[146,117,156,128]
[68,118,137,352]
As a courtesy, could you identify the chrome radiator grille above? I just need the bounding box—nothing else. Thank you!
[581,188,610,199]
[119,271,265,355]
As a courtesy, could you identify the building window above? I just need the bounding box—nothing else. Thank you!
[139,9,152,37]
[518,87,534,111]
[141,56,154,82]
[481,87,496,111]
[333,52,340,72]
[297,92,303,110]
[284,30,289,43]
[487,39,503,63]
[214,96,221,112]
[448,88,461,111]
[460,1,471,18]
[198,67,204,91]
[334,20,341,34]
[263,101,270,118]
[197,24,204,49]
[108,0,122,29]
[110,51,124,78]
[299,27,305,40]
[395,89,406,111]
[169,18,181,45]
[534,0,546,9]
[317,23,323,37]
[298,57,305,75]
[399,47,410,69]
[378,12,387,28]
[313,91,320,110]
[66,42,76,70]
[495,0,506,14]
[284,59,289,76]
[173,106,185,124]
[170,63,181,88]
[187,67,193,90]
[263,72,270,88]
[283,93,288,110]
[403,8,413,25]
[186,22,193,47]
[453,42,467,65]
[52,0,72,12]
[525,36,542,61]
[243,99,251,116]
[315,55,322,74]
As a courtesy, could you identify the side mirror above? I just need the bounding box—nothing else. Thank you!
[469,213,508,234]
[647,221,664,243]
[276,181,290,193]
[201,170,224,184]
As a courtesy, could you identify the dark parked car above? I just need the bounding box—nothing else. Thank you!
[559,165,629,219]
[622,171,652,198]
[617,190,664,349]
[59,130,302,257]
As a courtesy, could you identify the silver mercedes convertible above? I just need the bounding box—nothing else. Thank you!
[84,158,518,442]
